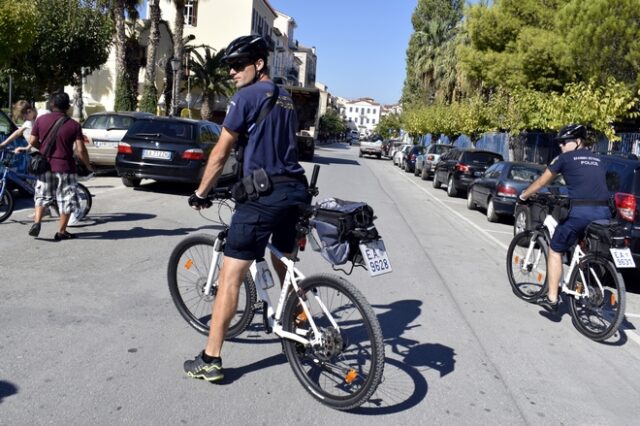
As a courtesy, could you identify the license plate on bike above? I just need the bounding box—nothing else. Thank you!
[610,248,636,268]
[359,240,392,277]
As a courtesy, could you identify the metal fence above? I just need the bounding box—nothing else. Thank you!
[419,131,639,165]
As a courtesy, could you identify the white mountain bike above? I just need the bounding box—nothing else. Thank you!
[506,193,634,341]
[167,166,386,410]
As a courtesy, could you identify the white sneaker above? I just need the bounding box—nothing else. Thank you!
[68,212,80,226]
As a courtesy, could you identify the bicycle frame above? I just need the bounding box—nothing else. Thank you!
[202,233,335,348]
[523,214,603,301]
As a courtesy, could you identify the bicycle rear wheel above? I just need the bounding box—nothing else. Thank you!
[506,231,549,301]
[567,254,626,342]
[167,234,256,337]
[76,183,92,218]
[281,274,385,410]
[0,189,14,223]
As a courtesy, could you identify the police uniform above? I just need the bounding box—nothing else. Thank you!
[222,81,309,260]
[547,148,611,252]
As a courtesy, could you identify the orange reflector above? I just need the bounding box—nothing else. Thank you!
[345,369,358,385]
[184,259,193,270]
[537,273,543,283]
[611,293,617,306]
[514,255,520,264]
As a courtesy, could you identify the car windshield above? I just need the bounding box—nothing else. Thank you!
[128,120,196,142]
[431,145,451,155]
[463,152,502,164]
[84,115,136,130]
[508,165,543,182]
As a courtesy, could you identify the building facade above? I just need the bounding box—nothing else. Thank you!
[343,98,381,137]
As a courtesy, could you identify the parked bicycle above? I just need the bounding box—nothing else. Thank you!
[167,165,387,410]
[506,193,635,341]
[0,149,92,223]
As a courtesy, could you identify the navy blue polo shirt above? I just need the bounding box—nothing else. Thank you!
[223,81,304,177]
[548,148,609,200]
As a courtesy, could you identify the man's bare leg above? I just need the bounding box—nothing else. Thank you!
[204,256,252,357]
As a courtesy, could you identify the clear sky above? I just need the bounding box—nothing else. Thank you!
[269,0,415,105]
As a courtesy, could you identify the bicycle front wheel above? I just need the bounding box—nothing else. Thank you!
[506,231,549,301]
[281,274,385,410]
[167,234,257,337]
[76,183,92,218]
[567,254,626,342]
[0,189,14,223]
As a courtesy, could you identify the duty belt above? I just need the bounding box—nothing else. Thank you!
[271,174,308,186]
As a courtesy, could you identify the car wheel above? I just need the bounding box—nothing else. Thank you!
[467,189,476,210]
[486,198,499,222]
[359,151,363,158]
[446,176,458,197]
[420,166,428,180]
[376,153,381,159]
[414,165,420,176]
[432,173,441,189]
[514,208,529,235]
[122,177,141,188]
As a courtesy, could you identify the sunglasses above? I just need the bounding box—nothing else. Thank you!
[228,61,252,72]
[558,139,577,146]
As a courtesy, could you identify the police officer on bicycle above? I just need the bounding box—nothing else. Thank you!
[183,35,310,381]
[519,124,611,313]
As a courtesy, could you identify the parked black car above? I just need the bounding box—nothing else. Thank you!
[432,148,504,197]
[115,116,236,187]
[403,145,426,173]
[468,161,566,222]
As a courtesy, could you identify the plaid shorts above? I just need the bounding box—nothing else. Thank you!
[34,172,79,215]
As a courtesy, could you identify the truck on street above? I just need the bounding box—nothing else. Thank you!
[285,85,320,162]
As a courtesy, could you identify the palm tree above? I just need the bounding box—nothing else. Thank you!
[139,0,162,113]
[186,45,234,121]
[170,0,186,115]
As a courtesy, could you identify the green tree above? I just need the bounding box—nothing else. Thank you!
[319,109,347,136]
[186,45,234,121]
[139,0,162,113]
[376,113,403,138]
[6,0,113,97]
[558,0,640,89]
[0,1,37,66]
[402,0,464,105]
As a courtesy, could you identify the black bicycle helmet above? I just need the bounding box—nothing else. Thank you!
[221,35,269,64]
[555,124,587,141]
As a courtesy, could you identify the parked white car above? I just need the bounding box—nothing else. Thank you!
[393,144,412,167]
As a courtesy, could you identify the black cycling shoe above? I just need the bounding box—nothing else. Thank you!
[28,223,41,237]
[184,351,224,382]
[536,296,559,313]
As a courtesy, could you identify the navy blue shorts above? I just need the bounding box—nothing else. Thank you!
[550,206,611,253]
[224,182,310,260]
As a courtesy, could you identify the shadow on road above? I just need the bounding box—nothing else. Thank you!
[220,353,287,384]
[0,380,18,404]
[348,300,456,414]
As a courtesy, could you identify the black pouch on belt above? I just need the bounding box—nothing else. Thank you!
[231,180,248,203]
[252,168,272,195]
[242,174,259,201]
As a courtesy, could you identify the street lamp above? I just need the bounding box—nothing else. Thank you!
[170,57,181,116]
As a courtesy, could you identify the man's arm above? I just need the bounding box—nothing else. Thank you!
[74,138,93,171]
[195,127,239,197]
[520,168,556,200]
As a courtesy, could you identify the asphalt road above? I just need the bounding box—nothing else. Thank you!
[2,142,640,425]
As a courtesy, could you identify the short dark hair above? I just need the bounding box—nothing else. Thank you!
[49,91,70,111]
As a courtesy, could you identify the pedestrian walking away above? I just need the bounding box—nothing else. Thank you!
[183,34,310,382]
[15,92,93,241]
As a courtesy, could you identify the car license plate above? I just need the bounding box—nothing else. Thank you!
[474,171,483,177]
[610,248,636,268]
[93,140,118,148]
[142,149,172,160]
[359,239,392,277]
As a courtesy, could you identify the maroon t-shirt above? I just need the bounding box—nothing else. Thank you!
[32,112,83,173]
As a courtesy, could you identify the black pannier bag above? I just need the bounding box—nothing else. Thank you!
[584,220,627,256]
[310,198,377,266]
